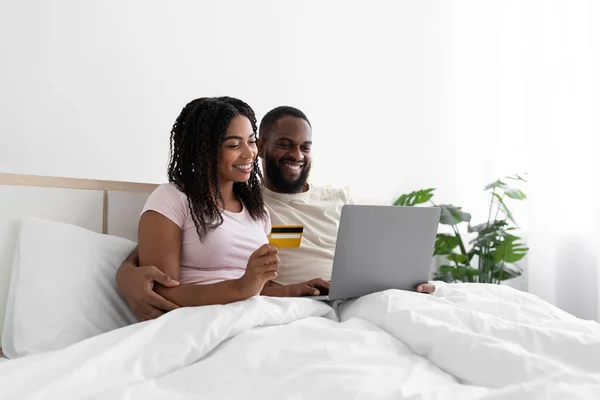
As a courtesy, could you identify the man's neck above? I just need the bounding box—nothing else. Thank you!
[263,180,309,194]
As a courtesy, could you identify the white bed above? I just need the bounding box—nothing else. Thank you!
[0,173,599,400]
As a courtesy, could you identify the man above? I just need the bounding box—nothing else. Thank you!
[258,106,354,285]
[116,106,435,321]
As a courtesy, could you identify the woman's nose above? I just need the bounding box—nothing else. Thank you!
[242,145,255,159]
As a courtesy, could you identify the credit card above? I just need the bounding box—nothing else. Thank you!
[269,225,304,248]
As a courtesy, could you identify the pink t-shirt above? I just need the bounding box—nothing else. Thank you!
[141,183,271,285]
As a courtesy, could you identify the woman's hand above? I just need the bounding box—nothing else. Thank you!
[236,244,280,298]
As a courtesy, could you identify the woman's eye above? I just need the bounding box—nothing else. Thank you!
[226,144,240,149]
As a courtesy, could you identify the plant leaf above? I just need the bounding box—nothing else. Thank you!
[505,173,528,183]
[434,265,478,283]
[504,246,529,263]
[393,194,408,206]
[438,204,471,225]
[433,265,456,282]
[493,193,517,225]
[468,220,508,233]
[434,234,460,255]
[469,220,511,248]
[393,188,435,206]
[446,253,469,264]
[493,238,529,263]
[454,265,479,279]
[485,173,528,192]
[493,264,523,281]
[484,179,506,191]
[467,247,479,262]
[501,186,527,200]
[436,265,455,274]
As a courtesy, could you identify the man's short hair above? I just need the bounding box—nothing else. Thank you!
[259,106,311,139]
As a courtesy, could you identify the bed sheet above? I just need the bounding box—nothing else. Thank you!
[0,283,599,399]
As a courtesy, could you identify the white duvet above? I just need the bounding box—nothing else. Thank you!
[1,283,599,400]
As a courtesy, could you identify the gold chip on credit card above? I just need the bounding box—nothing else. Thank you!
[269,225,304,248]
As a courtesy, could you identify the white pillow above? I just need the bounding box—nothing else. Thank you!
[2,218,138,358]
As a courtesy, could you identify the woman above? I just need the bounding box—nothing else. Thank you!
[138,97,290,307]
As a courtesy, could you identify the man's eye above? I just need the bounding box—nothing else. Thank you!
[302,146,311,152]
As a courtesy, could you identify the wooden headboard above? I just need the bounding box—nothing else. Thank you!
[0,173,159,347]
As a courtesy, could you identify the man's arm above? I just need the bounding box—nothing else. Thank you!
[116,246,181,321]
[122,248,139,270]
[260,278,330,297]
[417,282,436,294]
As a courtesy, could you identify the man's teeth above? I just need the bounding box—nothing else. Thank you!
[233,164,252,170]
[283,163,302,170]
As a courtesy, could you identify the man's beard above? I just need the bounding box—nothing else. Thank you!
[264,154,311,194]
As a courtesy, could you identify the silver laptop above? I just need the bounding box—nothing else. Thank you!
[309,204,441,301]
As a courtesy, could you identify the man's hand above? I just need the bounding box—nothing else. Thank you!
[261,278,330,297]
[116,263,180,321]
[284,278,330,297]
[416,282,436,294]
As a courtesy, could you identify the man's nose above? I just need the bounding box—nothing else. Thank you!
[288,146,303,161]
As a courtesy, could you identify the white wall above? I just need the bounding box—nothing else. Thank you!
[0,0,516,207]
[1,1,599,318]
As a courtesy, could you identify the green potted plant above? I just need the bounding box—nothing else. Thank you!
[394,174,528,284]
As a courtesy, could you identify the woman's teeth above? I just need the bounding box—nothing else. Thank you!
[233,164,252,170]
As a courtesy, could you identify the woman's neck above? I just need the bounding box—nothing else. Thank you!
[219,181,234,201]
[218,181,242,212]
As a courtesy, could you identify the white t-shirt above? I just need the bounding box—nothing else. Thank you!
[262,185,355,284]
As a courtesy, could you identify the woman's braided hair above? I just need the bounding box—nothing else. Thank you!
[167,96,266,241]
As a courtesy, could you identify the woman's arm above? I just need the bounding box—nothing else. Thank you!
[138,211,273,307]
